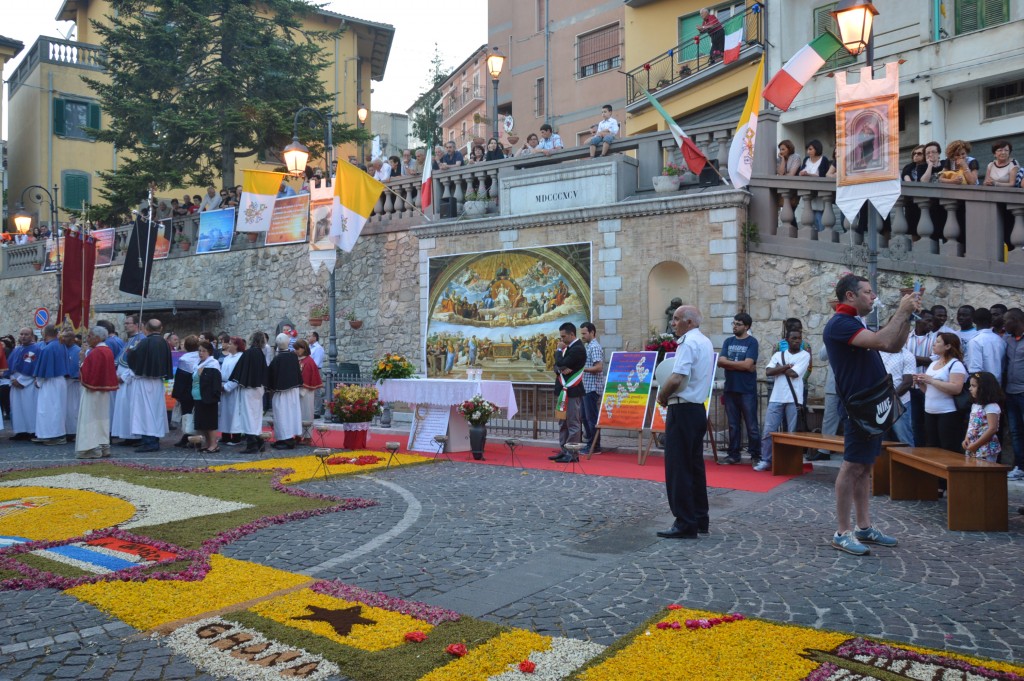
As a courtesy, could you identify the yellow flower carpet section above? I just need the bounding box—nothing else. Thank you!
[0,487,136,541]
[420,629,551,681]
[210,451,433,484]
[250,588,433,652]
[579,607,1024,681]
[66,555,309,630]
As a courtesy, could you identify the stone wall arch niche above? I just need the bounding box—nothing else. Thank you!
[647,261,691,335]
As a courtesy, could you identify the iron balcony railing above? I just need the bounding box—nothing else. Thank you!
[625,3,764,106]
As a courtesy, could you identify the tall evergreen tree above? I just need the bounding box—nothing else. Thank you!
[408,46,448,151]
[86,0,366,215]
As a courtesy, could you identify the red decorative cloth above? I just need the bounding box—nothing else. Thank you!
[300,355,324,390]
[80,344,118,391]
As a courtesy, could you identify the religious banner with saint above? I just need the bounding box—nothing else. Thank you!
[308,183,336,273]
[834,61,901,223]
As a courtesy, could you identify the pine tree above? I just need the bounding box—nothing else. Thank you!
[408,45,449,151]
[86,0,366,215]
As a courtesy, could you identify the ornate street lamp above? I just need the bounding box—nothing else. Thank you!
[357,104,368,162]
[486,47,505,141]
[14,184,61,313]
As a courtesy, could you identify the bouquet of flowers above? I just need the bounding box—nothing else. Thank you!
[662,162,685,176]
[371,353,416,381]
[457,394,499,426]
[646,329,678,353]
[329,383,382,423]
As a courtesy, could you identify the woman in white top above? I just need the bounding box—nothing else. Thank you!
[914,332,968,453]
[982,140,1019,187]
[218,336,244,446]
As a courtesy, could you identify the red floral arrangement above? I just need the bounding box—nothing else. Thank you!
[446,643,468,657]
[519,659,537,673]
[404,631,427,643]
[645,333,678,353]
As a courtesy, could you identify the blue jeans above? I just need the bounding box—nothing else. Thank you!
[760,402,797,463]
[886,402,913,446]
[1005,392,1024,469]
[581,391,601,452]
[723,391,760,459]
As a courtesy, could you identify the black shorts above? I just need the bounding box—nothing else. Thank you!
[843,417,882,464]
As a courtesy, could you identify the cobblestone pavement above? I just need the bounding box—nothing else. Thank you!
[1,427,1023,679]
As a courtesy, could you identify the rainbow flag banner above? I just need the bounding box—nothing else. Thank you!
[596,352,658,431]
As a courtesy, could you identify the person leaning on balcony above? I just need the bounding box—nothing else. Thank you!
[798,140,831,231]
[776,140,801,176]
[484,137,505,161]
[171,198,188,218]
[440,141,465,170]
[697,8,725,64]
[401,148,417,175]
[902,145,929,182]
[468,144,486,164]
[537,124,564,156]
[918,141,944,183]
[414,148,428,173]
[518,133,541,157]
[191,195,203,214]
[983,140,1019,187]
[938,139,980,185]
[388,155,402,178]
[199,185,222,212]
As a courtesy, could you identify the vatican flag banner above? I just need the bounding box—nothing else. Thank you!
[237,169,284,232]
[727,55,764,188]
[331,160,385,252]
[834,61,901,224]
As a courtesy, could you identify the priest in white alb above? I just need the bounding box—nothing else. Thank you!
[126,318,173,453]
[32,324,70,446]
[7,327,39,440]
[77,326,119,459]
[111,315,143,446]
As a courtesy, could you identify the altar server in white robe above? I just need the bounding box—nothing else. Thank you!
[231,331,269,454]
[32,324,70,445]
[7,328,40,440]
[76,326,119,459]
[268,334,303,449]
[218,336,244,446]
[125,318,173,453]
[111,315,143,444]
[62,329,81,439]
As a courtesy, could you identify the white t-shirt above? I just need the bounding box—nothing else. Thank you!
[880,348,915,405]
[766,349,809,404]
[924,358,967,414]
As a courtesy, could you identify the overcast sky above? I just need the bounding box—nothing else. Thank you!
[1,0,487,138]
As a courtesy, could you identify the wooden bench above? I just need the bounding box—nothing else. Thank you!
[887,446,1011,532]
[769,432,893,493]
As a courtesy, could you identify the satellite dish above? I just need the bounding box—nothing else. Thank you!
[503,115,514,133]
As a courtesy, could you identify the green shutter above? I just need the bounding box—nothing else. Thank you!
[87,102,101,137]
[982,0,1008,26]
[956,0,980,33]
[678,13,701,64]
[54,98,66,136]
[62,172,90,211]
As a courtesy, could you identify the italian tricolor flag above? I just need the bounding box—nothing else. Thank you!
[637,83,707,175]
[722,14,744,64]
[330,159,386,252]
[761,32,843,111]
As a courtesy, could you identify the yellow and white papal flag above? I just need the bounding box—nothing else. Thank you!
[331,160,385,252]
[237,169,284,232]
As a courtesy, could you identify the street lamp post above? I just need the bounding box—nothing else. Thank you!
[357,105,368,164]
[486,47,505,142]
[13,184,61,317]
[282,107,340,407]
[832,0,881,327]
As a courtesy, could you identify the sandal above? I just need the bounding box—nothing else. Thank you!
[205,447,221,453]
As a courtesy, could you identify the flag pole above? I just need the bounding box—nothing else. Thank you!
[380,183,433,222]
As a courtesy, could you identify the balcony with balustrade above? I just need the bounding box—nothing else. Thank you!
[7,36,105,98]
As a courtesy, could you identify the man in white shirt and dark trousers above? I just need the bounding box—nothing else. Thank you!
[755,328,810,471]
[656,305,714,539]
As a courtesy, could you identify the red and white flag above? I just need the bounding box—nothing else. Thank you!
[420,158,432,213]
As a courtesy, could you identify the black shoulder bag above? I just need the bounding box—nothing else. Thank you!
[781,350,810,433]
[842,373,905,438]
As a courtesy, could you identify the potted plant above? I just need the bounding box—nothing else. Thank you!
[463,191,493,218]
[457,394,499,460]
[371,352,416,428]
[653,162,684,193]
[174,231,191,251]
[344,309,363,330]
[309,304,327,327]
[330,383,382,449]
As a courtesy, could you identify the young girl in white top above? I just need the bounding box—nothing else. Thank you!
[962,371,1003,462]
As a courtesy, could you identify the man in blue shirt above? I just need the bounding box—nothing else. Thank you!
[718,313,759,465]
[824,274,919,556]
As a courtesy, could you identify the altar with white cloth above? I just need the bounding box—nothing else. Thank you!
[378,379,518,453]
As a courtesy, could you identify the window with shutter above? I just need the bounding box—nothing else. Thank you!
[61,171,91,212]
[53,97,66,136]
[956,0,1008,34]
[54,99,100,140]
[535,78,545,118]
[575,24,621,80]
[813,4,856,70]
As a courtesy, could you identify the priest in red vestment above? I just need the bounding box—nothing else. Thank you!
[77,326,119,458]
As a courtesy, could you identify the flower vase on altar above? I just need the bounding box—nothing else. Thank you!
[468,424,487,460]
[343,422,371,450]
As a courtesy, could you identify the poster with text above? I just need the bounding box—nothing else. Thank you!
[93,228,115,267]
[196,208,234,254]
[596,351,658,430]
[426,243,591,383]
[266,194,310,245]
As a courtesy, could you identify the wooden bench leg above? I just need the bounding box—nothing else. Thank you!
[872,448,891,496]
[771,443,804,477]
[889,458,939,501]
[947,472,1009,532]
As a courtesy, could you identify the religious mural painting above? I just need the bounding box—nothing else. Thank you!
[426,243,591,383]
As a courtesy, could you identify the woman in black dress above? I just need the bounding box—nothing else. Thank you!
[192,341,222,453]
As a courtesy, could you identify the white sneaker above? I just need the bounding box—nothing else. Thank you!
[1008,467,1024,481]
[753,460,771,472]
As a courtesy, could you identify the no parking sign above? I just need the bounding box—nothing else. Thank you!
[34,307,49,329]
